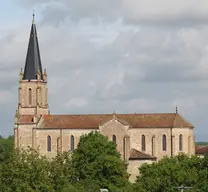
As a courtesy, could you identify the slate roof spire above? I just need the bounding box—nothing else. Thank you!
[23,13,43,80]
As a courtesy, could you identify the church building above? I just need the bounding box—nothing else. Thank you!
[14,17,195,182]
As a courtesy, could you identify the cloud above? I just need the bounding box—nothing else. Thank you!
[123,0,208,25]
[66,98,87,108]
[15,0,208,26]
[1,1,208,141]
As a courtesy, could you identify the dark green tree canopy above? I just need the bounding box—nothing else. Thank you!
[1,134,207,192]
[134,154,208,192]
[71,131,129,190]
[0,148,54,192]
[0,135,13,162]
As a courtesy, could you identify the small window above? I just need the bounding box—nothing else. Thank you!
[141,135,146,151]
[112,135,116,144]
[152,136,155,156]
[29,88,32,105]
[47,135,51,152]
[179,134,183,151]
[162,134,167,151]
[71,135,74,152]
[57,137,60,153]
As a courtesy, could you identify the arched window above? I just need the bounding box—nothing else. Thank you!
[179,134,183,151]
[47,135,51,152]
[112,135,116,144]
[162,134,167,151]
[141,135,146,151]
[29,88,32,105]
[57,137,60,153]
[123,137,126,160]
[71,135,74,152]
[152,136,156,156]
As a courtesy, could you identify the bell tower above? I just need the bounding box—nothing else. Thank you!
[14,14,49,149]
[17,14,49,117]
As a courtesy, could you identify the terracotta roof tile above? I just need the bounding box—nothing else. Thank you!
[41,113,193,129]
[195,146,208,155]
[18,115,34,123]
[173,114,194,128]
[129,148,156,160]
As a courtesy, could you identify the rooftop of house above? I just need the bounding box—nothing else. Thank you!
[195,145,208,155]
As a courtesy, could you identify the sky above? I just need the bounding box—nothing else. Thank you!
[0,0,208,141]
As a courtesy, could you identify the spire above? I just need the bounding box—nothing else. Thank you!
[23,14,43,80]
[32,10,35,24]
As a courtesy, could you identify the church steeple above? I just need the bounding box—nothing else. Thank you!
[23,14,43,80]
[16,14,49,117]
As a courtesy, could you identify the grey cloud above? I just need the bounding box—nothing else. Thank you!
[1,1,208,141]
[15,0,208,26]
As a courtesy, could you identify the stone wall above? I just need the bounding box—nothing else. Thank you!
[18,79,48,116]
[127,159,155,182]
[36,128,97,158]
[99,118,129,159]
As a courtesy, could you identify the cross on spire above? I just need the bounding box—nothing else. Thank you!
[32,10,35,24]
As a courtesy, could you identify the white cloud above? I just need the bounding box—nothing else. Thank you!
[123,0,208,23]
[0,90,14,104]
[66,98,87,108]
[1,0,208,141]
[16,0,208,25]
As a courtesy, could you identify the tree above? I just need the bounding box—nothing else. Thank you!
[71,131,129,191]
[50,151,77,191]
[0,135,14,163]
[134,154,208,192]
[0,148,54,192]
[196,154,208,191]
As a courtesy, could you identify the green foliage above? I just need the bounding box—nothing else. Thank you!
[134,154,208,192]
[0,132,130,191]
[0,135,14,162]
[0,148,54,192]
[195,141,208,146]
[1,133,207,191]
[50,151,74,191]
[71,131,129,191]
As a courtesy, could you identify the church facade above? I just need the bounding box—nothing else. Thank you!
[14,18,195,182]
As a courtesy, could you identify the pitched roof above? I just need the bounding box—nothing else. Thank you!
[41,113,194,129]
[173,113,193,128]
[18,115,34,124]
[23,18,43,80]
[129,148,156,160]
[195,146,208,155]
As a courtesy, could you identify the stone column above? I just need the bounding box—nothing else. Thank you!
[171,135,175,156]
[123,137,126,161]
[14,127,19,148]
[18,87,22,104]
[57,137,60,154]
[126,136,130,159]
[192,135,195,155]
[188,135,191,155]
[123,136,130,161]
[60,129,63,153]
